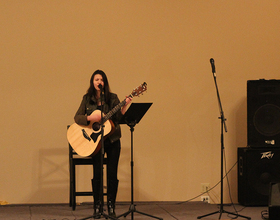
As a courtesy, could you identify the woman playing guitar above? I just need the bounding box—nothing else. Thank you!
[73,70,132,218]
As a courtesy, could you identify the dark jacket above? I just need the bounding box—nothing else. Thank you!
[74,93,122,143]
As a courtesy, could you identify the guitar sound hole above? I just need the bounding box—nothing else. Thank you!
[92,122,100,131]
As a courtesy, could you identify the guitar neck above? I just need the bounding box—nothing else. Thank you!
[103,94,132,122]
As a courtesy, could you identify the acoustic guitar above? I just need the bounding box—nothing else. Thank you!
[67,82,147,157]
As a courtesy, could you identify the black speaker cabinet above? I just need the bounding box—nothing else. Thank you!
[269,182,280,220]
[247,79,280,148]
[238,147,280,206]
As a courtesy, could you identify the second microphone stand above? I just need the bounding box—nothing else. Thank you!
[197,59,251,220]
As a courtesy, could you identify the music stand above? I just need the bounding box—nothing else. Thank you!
[118,103,163,220]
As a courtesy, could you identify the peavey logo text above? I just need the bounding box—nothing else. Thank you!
[261,151,274,159]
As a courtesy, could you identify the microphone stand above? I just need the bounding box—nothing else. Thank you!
[80,86,118,220]
[197,59,251,220]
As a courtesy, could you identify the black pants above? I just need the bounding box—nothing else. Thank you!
[92,138,121,182]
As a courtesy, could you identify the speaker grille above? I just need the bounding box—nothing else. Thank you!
[238,147,280,206]
[248,158,280,196]
[253,104,280,136]
[247,80,280,147]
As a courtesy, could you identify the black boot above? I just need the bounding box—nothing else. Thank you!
[107,179,119,217]
[92,179,102,219]
[94,201,102,219]
[107,200,116,218]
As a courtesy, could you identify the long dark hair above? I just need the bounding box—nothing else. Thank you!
[87,70,111,102]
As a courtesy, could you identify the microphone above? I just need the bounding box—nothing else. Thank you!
[210,58,215,74]
[98,84,103,90]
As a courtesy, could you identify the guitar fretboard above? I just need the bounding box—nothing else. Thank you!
[103,95,132,123]
[101,82,146,123]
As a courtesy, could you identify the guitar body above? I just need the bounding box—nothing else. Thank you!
[67,110,115,157]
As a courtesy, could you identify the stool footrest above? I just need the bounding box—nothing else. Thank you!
[75,192,92,196]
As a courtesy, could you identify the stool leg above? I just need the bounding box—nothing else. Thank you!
[69,156,73,208]
[72,164,76,211]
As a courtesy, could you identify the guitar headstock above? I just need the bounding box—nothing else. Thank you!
[131,82,147,97]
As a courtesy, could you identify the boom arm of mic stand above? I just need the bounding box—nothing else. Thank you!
[213,74,227,133]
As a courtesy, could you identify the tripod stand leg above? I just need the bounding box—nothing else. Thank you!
[117,204,163,220]
[197,211,219,219]
[197,210,251,220]
[80,210,119,220]
[223,210,251,220]
[135,209,163,220]
[117,204,135,218]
